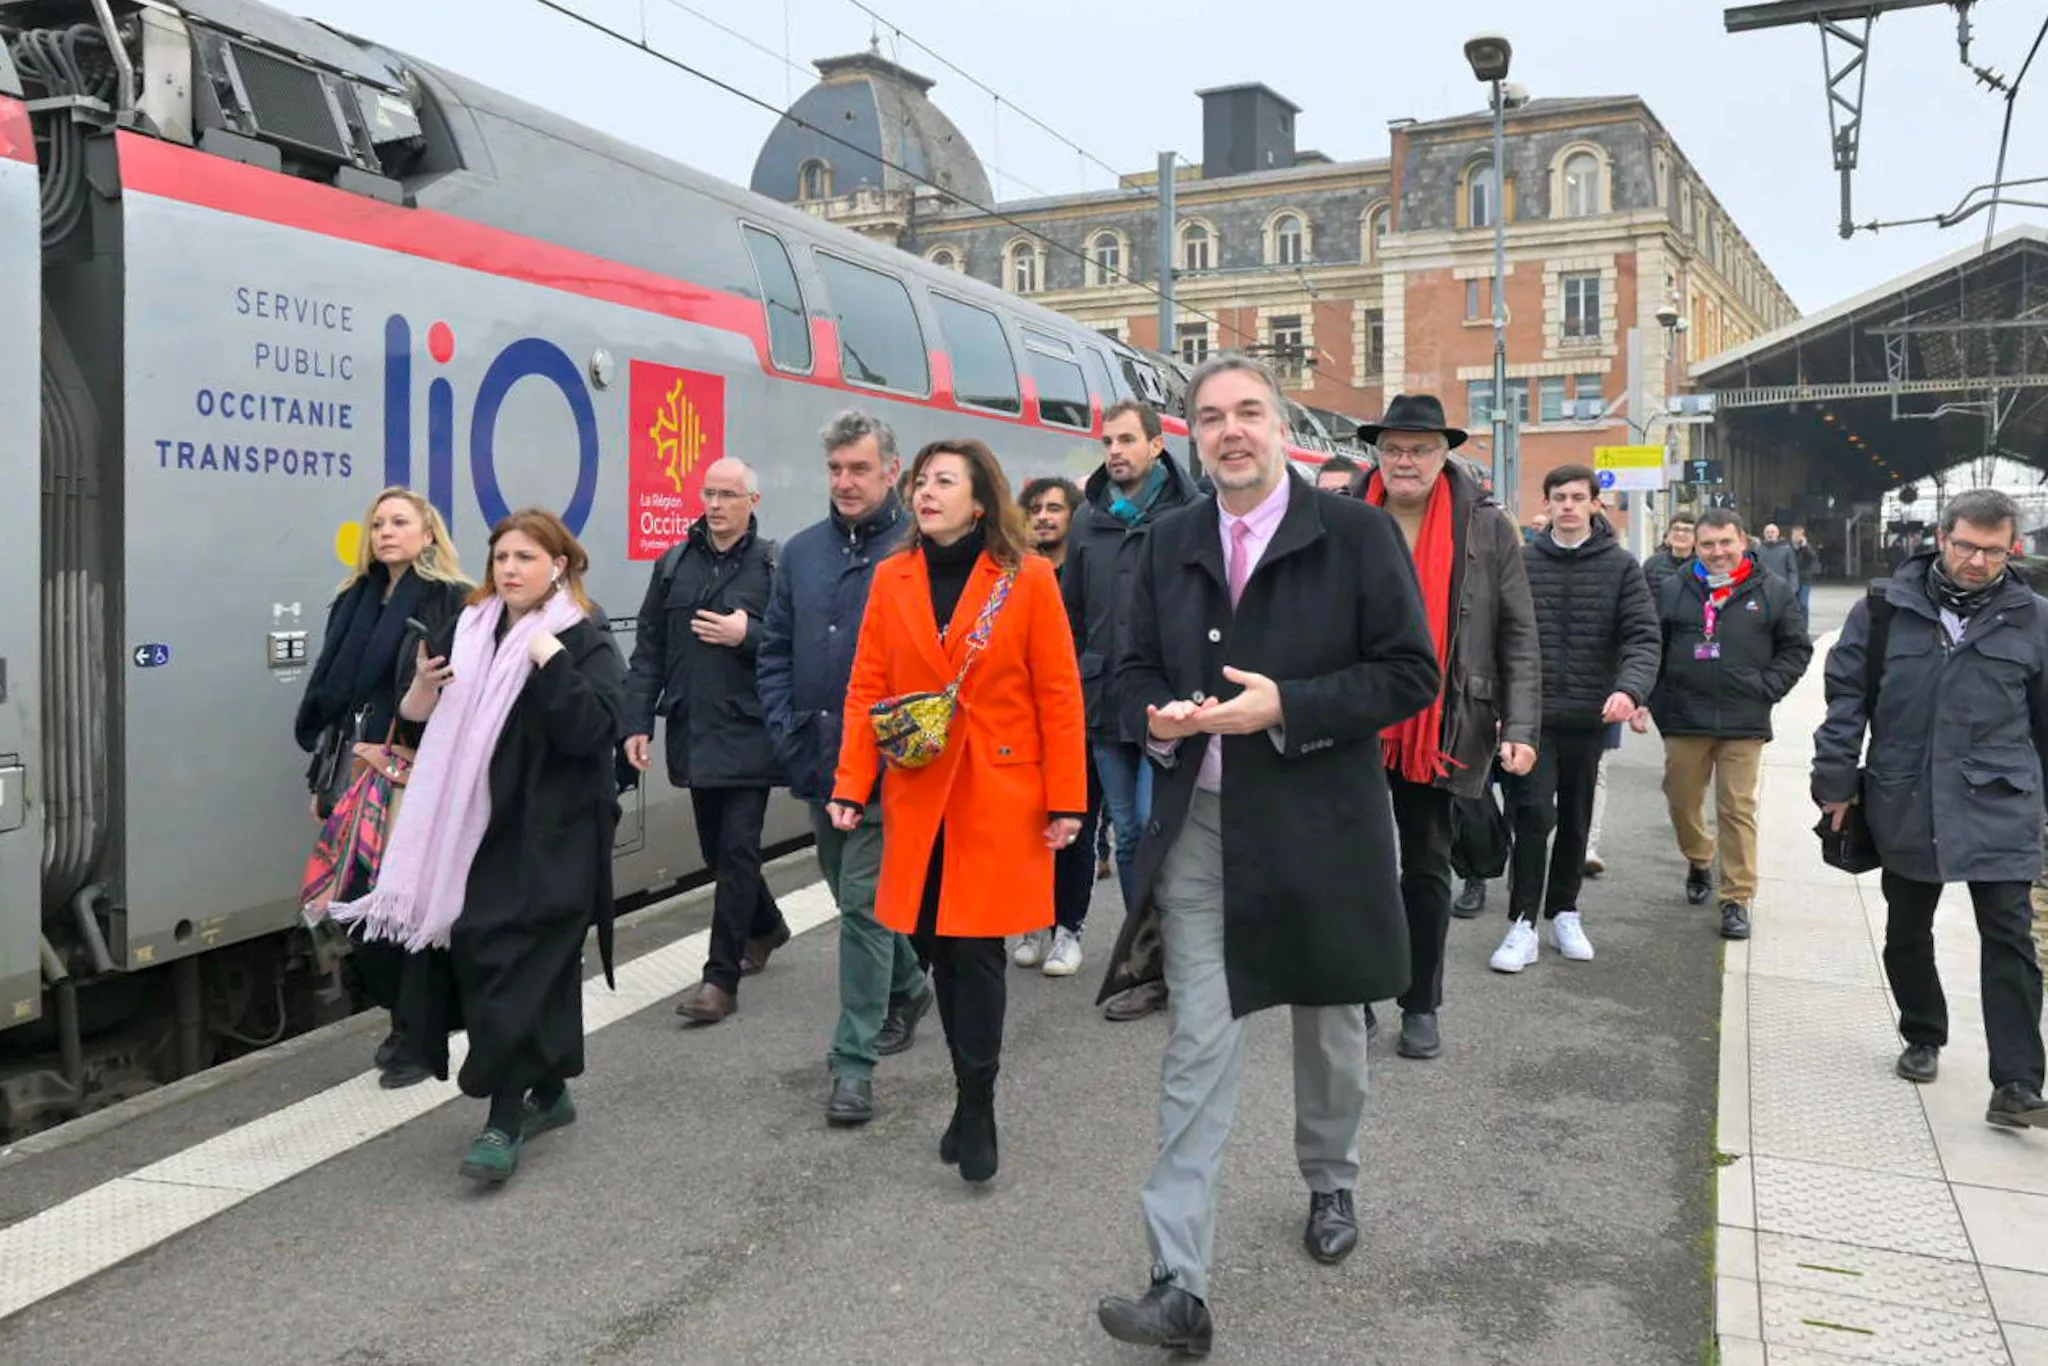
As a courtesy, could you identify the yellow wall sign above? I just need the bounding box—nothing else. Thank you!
[1593,444,1667,492]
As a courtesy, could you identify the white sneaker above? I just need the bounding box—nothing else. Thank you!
[1490,920,1540,974]
[1012,929,1049,968]
[1550,911,1595,961]
[1043,926,1083,977]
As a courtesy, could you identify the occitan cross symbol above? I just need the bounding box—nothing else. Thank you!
[648,378,706,494]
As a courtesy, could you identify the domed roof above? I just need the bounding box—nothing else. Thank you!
[750,48,993,207]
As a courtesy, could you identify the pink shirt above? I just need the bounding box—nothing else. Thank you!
[1144,476,1293,792]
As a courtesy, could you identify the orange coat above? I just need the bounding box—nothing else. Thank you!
[833,548,1087,938]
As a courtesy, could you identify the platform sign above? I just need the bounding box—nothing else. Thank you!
[1594,444,1666,493]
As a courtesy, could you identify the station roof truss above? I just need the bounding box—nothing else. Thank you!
[1690,224,2048,494]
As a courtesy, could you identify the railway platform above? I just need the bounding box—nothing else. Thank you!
[0,652,1741,1365]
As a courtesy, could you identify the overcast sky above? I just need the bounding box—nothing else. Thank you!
[290,0,2048,318]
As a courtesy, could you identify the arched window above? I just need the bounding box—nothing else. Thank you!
[1466,163,1494,229]
[927,246,962,273]
[1088,230,1124,286]
[1563,152,1601,217]
[1180,220,1214,273]
[1364,204,1389,262]
[1272,213,1305,265]
[798,158,831,201]
[1007,239,1041,294]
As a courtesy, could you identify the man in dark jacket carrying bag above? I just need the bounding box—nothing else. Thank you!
[1354,394,1541,1061]
[1094,356,1439,1355]
[1648,508,1811,941]
[758,412,932,1126]
[624,458,788,1025]
[1491,464,1660,974]
[1813,488,2048,1128]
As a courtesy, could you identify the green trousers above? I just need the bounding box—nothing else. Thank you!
[811,801,927,1079]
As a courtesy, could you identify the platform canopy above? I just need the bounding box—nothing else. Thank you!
[1691,225,2048,502]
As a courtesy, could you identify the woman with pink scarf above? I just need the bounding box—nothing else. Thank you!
[331,506,625,1185]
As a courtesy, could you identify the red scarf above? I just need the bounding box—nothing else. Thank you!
[1697,555,1755,639]
[1365,469,1455,783]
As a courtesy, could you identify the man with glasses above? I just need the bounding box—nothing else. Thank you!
[1355,395,1540,1059]
[1813,489,2048,1128]
[624,457,790,1024]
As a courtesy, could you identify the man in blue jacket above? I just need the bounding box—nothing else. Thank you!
[758,410,930,1126]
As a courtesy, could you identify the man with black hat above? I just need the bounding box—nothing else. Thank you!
[1357,395,1541,1058]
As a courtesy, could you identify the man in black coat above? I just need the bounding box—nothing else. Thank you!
[1094,357,1439,1355]
[1643,511,1695,601]
[757,411,930,1127]
[1061,399,1202,1019]
[1353,394,1541,1062]
[624,458,788,1025]
[1648,508,1811,941]
[1491,463,1660,975]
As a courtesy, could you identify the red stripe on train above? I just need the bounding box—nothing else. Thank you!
[0,97,34,165]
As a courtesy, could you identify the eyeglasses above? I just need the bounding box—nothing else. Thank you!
[1378,443,1445,461]
[700,488,753,504]
[1947,538,2011,564]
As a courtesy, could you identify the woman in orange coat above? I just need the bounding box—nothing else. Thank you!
[831,437,1087,1186]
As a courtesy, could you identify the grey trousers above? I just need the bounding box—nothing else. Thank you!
[1139,789,1370,1302]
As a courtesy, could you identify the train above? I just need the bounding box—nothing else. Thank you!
[0,0,1347,1137]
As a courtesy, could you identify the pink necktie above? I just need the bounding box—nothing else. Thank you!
[1228,519,1254,607]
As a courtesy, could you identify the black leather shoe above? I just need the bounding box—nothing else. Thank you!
[1097,1271,1213,1357]
[1304,1189,1359,1265]
[956,1097,998,1185]
[378,1057,431,1090]
[1719,901,1751,940]
[373,1029,401,1069]
[1397,1011,1441,1060]
[1104,979,1169,1022]
[1897,1043,1940,1083]
[875,984,932,1057]
[1686,865,1713,906]
[1452,878,1486,918]
[1988,1082,2048,1129]
[826,1075,873,1126]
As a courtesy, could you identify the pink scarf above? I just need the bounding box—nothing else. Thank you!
[329,589,586,951]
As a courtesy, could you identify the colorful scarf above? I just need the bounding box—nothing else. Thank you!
[329,588,586,951]
[1365,468,1456,783]
[1693,555,1754,639]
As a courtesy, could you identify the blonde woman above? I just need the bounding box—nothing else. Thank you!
[295,486,470,1088]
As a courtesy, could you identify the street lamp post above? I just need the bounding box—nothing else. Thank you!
[1466,34,1516,521]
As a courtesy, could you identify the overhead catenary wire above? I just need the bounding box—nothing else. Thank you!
[529,0,1362,391]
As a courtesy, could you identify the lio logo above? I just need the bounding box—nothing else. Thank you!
[381,315,600,536]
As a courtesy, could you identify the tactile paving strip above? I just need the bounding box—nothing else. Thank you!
[1757,1232,1994,1318]
[1752,1157,1974,1262]
[1749,914,1886,989]
[1748,978,1944,1180]
[1760,1282,2011,1364]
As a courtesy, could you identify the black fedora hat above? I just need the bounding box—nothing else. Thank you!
[1359,393,1467,449]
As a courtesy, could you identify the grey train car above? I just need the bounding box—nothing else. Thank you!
[0,0,1328,1134]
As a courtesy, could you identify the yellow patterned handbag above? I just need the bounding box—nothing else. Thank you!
[870,567,1017,769]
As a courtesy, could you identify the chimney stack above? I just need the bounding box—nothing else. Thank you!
[1196,83,1300,178]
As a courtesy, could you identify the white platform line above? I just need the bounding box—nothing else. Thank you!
[0,879,839,1323]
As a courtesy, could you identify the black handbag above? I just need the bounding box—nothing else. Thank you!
[1450,790,1512,881]
[1815,801,1882,875]
[310,702,370,821]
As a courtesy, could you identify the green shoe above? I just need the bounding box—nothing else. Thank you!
[459,1126,522,1184]
[521,1086,576,1139]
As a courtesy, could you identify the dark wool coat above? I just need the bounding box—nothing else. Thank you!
[1812,554,2048,884]
[622,517,781,788]
[1521,516,1662,729]
[1096,474,1442,1017]
[1651,555,1812,742]
[403,616,626,1099]
[295,568,469,774]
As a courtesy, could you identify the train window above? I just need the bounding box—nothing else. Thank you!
[931,293,1021,414]
[1083,347,1123,403]
[741,226,813,373]
[815,251,930,395]
[1021,326,1090,430]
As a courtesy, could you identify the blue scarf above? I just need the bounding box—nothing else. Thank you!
[1107,461,1169,528]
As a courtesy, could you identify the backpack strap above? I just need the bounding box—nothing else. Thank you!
[1862,578,1895,720]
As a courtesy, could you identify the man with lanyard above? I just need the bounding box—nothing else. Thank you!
[1646,508,1811,939]
[1354,394,1539,1059]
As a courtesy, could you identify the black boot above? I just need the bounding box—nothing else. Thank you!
[955,1074,998,1184]
[939,1102,962,1165]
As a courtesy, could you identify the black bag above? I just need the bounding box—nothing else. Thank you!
[1816,583,1893,875]
[310,701,370,821]
[1450,790,1512,881]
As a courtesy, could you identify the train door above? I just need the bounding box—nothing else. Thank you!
[0,43,42,1026]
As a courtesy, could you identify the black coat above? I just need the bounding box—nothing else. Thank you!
[294,566,468,773]
[622,517,781,787]
[402,616,626,1099]
[1522,517,1661,729]
[757,495,910,803]
[1097,474,1442,1017]
[1812,554,2048,883]
[1650,556,1812,741]
[1643,547,1690,602]
[1061,453,1201,744]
